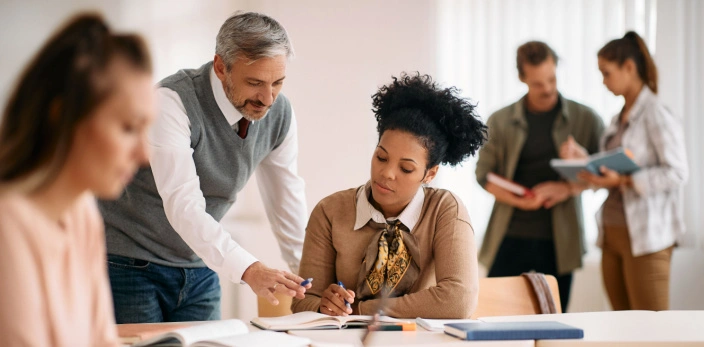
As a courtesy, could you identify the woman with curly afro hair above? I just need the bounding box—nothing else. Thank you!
[291,73,487,318]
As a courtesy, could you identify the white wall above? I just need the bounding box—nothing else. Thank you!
[0,0,438,320]
[3,0,700,320]
[245,0,438,208]
[224,0,440,319]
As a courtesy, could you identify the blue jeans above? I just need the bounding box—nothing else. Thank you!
[107,254,221,323]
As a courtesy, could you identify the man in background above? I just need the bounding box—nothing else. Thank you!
[100,12,310,322]
[475,41,604,312]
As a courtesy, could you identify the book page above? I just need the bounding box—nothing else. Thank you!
[132,319,247,346]
[416,318,479,331]
[251,312,412,331]
[336,314,374,325]
[251,311,344,330]
[118,322,195,344]
[338,315,409,325]
[192,331,310,347]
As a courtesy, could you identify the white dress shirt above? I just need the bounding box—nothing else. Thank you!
[149,67,307,283]
[353,181,425,232]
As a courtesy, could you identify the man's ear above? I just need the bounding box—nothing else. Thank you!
[213,54,227,82]
[424,165,439,183]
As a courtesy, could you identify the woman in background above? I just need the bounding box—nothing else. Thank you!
[0,14,155,346]
[291,74,486,318]
[562,31,688,310]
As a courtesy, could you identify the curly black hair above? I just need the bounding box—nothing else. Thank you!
[371,73,487,168]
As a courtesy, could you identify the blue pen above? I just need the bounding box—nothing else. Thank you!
[300,278,313,286]
[337,281,352,310]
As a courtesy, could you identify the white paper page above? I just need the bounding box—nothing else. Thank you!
[415,318,479,331]
[193,331,310,347]
[252,312,347,329]
[134,319,247,346]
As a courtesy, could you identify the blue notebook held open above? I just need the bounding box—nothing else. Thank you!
[549,147,640,181]
[444,321,584,341]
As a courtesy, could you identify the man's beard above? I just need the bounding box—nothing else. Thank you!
[224,77,270,121]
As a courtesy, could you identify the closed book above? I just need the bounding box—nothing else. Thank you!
[444,321,583,341]
[486,172,534,197]
[550,147,640,181]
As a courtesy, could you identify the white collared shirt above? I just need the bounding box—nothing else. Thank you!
[149,67,307,283]
[354,182,425,231]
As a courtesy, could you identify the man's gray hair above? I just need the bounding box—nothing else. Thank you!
[216,11,294,69]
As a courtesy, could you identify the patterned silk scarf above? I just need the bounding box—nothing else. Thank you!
[365,220,413,295]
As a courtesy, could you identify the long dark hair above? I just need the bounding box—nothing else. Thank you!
[598,31,658,93]
[0,13,152,193]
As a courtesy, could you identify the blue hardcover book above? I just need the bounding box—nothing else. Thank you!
[444,321,584,341]
[550,147,640,181]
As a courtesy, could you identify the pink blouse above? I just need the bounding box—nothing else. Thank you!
[0,192,119,347]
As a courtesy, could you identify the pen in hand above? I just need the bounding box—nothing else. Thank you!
[337,281,352,310]
[300,278,313,286]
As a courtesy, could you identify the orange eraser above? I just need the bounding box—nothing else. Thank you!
[400,322,417,331]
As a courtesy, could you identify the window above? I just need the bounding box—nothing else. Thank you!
[434,0,657,248]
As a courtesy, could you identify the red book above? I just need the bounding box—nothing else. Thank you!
[486,173,534,198]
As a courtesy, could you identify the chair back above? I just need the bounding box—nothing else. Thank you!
[472,273,561,319]
[257,292,293,317]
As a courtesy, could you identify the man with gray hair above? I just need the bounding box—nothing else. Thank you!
[99,12,310,323]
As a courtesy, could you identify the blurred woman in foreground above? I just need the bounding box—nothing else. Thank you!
[0,13,155,346]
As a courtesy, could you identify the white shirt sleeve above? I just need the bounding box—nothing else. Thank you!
[149,87,258,284]
[255,109,307,274]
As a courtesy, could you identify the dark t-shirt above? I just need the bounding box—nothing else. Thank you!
[506,100,562,240]
[601,116,629,227]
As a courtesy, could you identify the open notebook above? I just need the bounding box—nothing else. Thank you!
[550,147,640,181]
[123,319,310,347]
[251,311,414,331]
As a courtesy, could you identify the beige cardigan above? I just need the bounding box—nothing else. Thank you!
[291,186,479,318]
[0,193,119,347]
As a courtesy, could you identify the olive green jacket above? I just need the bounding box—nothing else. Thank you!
[475,94,604,275]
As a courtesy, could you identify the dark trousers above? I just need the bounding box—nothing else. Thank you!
[488,237,573,313]
[107,254,221,323]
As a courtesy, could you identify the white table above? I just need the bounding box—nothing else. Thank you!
[480,310,704,346]
[288,328,533,347]
[287,311,704,346]
[119,311,704,346]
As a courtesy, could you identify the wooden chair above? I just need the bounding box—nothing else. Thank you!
[257,292,294,317]
[471,273,561,319]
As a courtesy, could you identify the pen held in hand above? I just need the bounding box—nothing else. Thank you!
[300,278,313,286]
[337,281,352,309]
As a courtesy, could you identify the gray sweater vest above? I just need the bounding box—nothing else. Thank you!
[100,61,292,267]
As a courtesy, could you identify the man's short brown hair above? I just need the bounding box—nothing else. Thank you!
[516,41,558,77]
